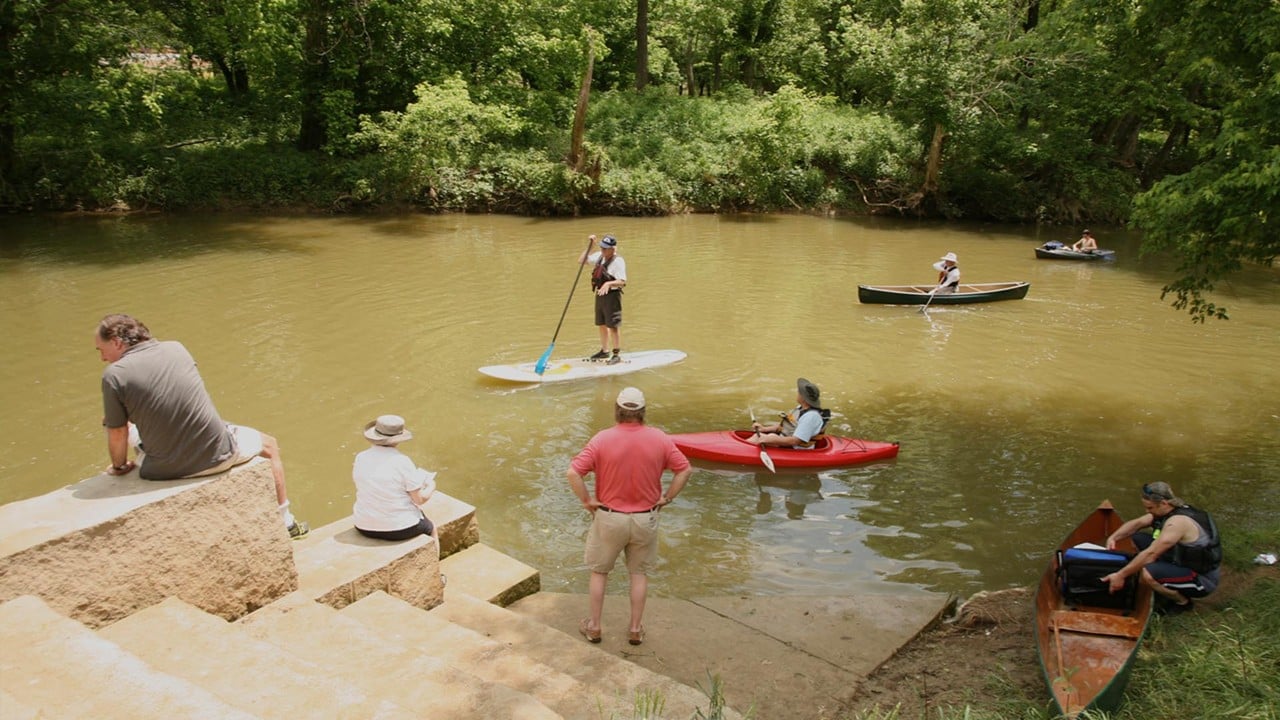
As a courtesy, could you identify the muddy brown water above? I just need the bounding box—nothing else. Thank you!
[2,213,1277,598]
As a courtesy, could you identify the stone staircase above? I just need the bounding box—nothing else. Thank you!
[0,467,736,720]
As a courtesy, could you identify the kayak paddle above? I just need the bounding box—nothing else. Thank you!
[750,409,777,473]
[535,236,595,375]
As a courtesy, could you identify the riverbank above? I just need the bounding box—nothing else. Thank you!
[845,562,1280,719]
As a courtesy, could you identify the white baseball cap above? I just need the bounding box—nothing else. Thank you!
[616,387,645,409]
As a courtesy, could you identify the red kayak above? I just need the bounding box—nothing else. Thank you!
[670,430,900,469]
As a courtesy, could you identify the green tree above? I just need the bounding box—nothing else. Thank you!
[1130,0,1280,320]
[0,0,138,200]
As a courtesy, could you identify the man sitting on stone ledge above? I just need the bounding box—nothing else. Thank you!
[94,313,309,539]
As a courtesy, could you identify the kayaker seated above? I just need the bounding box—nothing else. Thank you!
[1100,481,1222,615]
[749,378,830,449]
[1071,229,1098,252]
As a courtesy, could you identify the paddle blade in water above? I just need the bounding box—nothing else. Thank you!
[759,449,776,473]
[534,344,554,375]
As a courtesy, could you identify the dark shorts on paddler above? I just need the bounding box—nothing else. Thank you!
[1134,533,1219,599]
[594,291,622,328]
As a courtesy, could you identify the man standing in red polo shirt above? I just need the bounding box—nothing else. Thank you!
[567,386,690,646]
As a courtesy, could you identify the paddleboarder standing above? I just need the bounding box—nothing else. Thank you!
[579,234,627,365]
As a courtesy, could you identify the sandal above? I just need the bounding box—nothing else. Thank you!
[579,619,601,644]
[628,626,645,646]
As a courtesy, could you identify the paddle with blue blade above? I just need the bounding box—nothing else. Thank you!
[750,409,777,473]
[535,235,596,375]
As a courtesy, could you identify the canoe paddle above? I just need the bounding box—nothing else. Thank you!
[918,289,937,314]
[750,410,777,473]
[535,235,595,375]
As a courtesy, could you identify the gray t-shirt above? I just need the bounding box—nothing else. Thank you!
[101,339,234,480]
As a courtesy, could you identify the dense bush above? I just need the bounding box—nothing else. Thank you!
[0,67,1135,219]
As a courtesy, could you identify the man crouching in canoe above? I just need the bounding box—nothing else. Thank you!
[1101,481,1222,614]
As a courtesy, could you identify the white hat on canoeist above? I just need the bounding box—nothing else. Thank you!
[364,415,413,445]
[940,252,958,263]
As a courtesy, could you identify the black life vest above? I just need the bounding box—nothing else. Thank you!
[938,264,960,288]
[779,406,832,448]
[1151,505,1222,573]
[591,255,618,291]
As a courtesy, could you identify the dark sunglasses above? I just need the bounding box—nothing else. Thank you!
[1142,483,1172,501]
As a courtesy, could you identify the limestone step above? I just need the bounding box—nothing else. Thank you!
[1,688,44,720]
[295,492,477,558]
[343,590,632,720]
[439,542,540,606]
[99,597,416,720]
[289,517,444,612]
[238,598,563,719]
[0,595,259,720]
[432,592,740,720]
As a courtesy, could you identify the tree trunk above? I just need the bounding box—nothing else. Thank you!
[635,0,648,90]
[1023,0,1040,32]
[686,39,696,96]
[212,54,250,96]
[297,0,329,151]
[0,0,15,195]
[922,122,946,195]
[568,42,595,173]
[1144,120,1188,183]
[1113,113,1141,167]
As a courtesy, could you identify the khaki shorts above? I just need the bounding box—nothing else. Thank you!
[584,508,660,575]
[172,425,265,478]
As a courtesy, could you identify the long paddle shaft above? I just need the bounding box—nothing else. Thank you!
[750,410,777,473]
[919,289,937,314]
[535,236,595,375]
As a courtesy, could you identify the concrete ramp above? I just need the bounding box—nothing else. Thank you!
[509,591,949,720]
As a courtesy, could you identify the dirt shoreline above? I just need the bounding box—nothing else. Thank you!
[843,565,1275,718]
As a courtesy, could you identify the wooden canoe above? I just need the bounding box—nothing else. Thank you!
[857,282,1030,305]
[1035,245,1116,261]
[1035,501,1153,719]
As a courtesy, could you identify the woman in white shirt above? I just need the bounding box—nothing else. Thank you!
[352,415,438,541]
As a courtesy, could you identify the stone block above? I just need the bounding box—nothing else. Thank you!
[0,460,296,628]
[292,519,444,611]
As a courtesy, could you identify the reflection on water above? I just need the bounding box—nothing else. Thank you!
[1,213,1278,600]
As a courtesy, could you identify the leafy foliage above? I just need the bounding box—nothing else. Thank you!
[2,0,1274,317]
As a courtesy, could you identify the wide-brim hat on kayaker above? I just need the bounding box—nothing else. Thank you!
[364,414,413,445]
[796,378,822,409]
[940,252,958,263]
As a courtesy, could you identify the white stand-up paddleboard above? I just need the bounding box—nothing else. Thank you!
[479,350,687,383]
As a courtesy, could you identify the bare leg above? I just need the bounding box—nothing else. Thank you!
[1141,570,1188,604]
[597,325,609,353]
[628,572,648,632]
[257,432,289,506]
[587,571,608,633]
[608,327,622,353]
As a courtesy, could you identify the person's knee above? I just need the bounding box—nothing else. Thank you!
[258,432,281,458]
